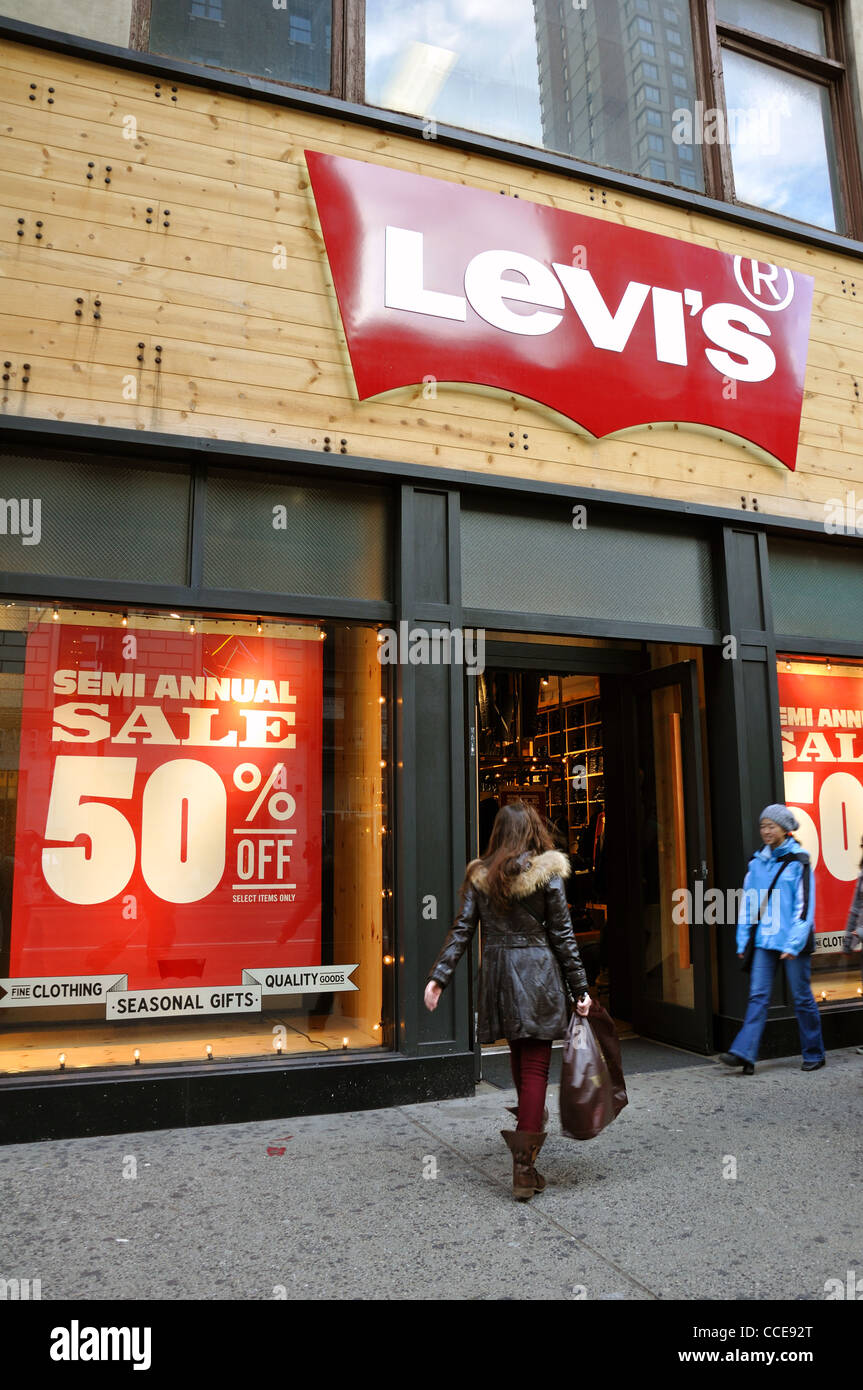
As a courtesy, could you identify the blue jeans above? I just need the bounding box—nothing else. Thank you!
[731,947,825,1064]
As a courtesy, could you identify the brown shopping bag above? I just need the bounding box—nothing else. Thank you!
[586,998,629,1121]
[559,1004,627,1140]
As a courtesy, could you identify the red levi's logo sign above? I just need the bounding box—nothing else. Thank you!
[306,150,814,471]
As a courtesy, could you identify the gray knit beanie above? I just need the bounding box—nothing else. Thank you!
[759,803,799,832]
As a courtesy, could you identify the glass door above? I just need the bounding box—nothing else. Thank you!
[629,661,712,1051]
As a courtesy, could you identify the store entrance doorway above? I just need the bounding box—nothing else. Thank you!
[469,638,713,1074]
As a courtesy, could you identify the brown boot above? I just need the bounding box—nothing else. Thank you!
[501,1130,547,1201]
[505,1105,549,1129]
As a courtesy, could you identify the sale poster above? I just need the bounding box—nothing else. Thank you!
[778,668,863,951]
[9,619,323,990]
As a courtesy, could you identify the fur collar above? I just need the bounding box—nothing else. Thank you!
[467,849,570,899]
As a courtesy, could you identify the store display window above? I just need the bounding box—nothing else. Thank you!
[0,603,392,1074]
[778,657,863,1004]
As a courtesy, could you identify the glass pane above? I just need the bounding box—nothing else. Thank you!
[0,1,132,44]
[203,470,392,601]
[0,451,191,585]
[638,683,694,1008]
[461,504,717,628]
[716,0,826,54]
[365,0,704,191]
[365,0,542,145]
[149,0,332,89]
[768,537,863,643]
[722,49,841,231]
[0,605,390,1076]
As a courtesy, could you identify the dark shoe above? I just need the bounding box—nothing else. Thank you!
[501,1130,547,1201]
[718,1051,752,1070]
[505,1105,549,1130]
[801,1058,826,1071]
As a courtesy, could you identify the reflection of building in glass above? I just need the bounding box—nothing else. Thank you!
[149,0,331,88]
[534,0,703,192]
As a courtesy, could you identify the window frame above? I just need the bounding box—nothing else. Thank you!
[130,0,366,102]
[693,0,863,235]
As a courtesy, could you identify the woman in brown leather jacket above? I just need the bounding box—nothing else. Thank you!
[424,801,591,1200]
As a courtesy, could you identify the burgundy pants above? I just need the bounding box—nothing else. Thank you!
[508,1038,552,1132]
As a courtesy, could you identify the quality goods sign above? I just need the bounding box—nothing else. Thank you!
[779,670,863,952]
[8,620,323,996]
[306,149,814,471]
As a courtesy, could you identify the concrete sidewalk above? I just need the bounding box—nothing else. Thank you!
[3,1040,861,1301]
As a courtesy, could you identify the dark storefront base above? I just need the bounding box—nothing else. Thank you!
[3,424,863,1141]
[5,1007,861,1146]
[716,1008,863,1059]
[0,1052,475,1147]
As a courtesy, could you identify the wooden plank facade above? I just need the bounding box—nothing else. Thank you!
[2,34,862,521]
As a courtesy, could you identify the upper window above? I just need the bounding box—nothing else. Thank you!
[716,0,826,53]
[365,0,705,191]
[2,0,860,234]
[710,0,852,233]
[145,0,332,90]
[0,0,134,47]
[362,0,860,233]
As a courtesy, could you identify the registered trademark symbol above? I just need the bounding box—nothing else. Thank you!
[733,256,795,312]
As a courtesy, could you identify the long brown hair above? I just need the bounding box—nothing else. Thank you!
[465,801,554,905]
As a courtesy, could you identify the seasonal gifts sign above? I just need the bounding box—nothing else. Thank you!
[9,620,322,991]
[779,669,863,952]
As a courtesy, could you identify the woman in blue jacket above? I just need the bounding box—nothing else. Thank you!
[719,803,825,1075]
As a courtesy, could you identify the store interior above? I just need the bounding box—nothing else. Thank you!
[475,667,627,1042]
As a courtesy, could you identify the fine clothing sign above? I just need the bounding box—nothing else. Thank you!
[306,149,814,472]
[9,621,323,992]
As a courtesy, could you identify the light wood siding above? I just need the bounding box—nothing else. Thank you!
[1,37,862,523]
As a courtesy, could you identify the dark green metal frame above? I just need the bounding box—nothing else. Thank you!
[1,423,862,1141]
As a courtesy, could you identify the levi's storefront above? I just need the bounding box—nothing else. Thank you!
[1,29,863,1142]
